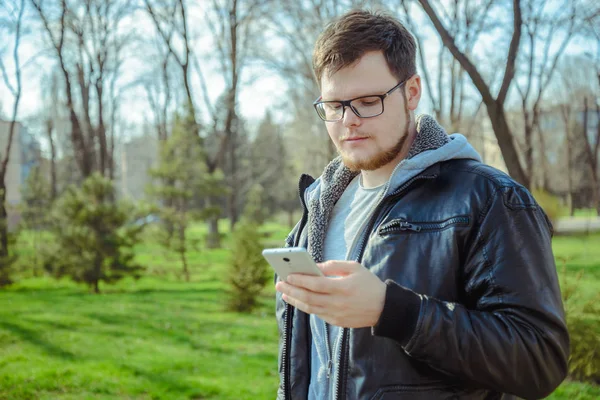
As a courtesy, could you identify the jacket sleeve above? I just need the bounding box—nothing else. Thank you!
[372,185,570,399]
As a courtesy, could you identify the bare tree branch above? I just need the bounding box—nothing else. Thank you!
[418,0,529,186]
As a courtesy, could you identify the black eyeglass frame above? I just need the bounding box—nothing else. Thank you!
[313,78,409,122]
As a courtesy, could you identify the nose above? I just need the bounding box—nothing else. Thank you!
[342,106,361,128]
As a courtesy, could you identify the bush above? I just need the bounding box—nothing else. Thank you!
[532,189,569,225]
[532,189,569,226]
[560,261,600,383]
[226,221,269,313]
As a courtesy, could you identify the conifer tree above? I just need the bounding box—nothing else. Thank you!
[148,104,225,281]
[226,185,270,313]
[42,173,144,293]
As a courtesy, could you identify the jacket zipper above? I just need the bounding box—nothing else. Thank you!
[333,173,437,400]
[283,174,313,400]
[378,216,470,235]
[324,323,333,379]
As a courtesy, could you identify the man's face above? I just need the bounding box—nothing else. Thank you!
[319,51,414,172]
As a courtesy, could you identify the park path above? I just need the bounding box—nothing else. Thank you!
[554,217,600,234]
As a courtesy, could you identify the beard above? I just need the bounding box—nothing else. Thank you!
[340,104,412,172]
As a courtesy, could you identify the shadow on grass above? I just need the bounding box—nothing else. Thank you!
[117,363,209,398]
[80,312,239,355]
[0,321,76,360]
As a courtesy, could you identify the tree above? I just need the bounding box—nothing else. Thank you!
[31,0,134,180]
[248,111,297,220]
[42,173,144,293]
[395,0,495,133]
[418,0,530,187]
[261,0,365,175]
[19,165,52,275]
[226,213,269,313]
[41,70,62,201]
[556,54,600,214]
[204,0,270,228]
[243,183,267,225]
[147,105,226,282]
[0,0,25,286]
[581,97,600,214]
[514,0,580,189]
[144,0,225,245]
[20,165,52,229]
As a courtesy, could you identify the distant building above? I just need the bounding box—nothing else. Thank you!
[0,120,40,230]
[536,105,600,208]
[117,133,159,200]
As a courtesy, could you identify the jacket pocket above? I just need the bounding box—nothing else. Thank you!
[371,384,461,400]
[378,216,469,236]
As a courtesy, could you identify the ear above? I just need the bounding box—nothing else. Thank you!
[405,75,422,111]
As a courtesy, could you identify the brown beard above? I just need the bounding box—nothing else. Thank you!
[341,104,412,172]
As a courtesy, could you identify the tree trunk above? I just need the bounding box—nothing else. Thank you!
[0,183,9,260]
[207,217,220,249]
[46,119,58,201]
[228,112,239,230]
[487,103,530,188]
[567,135,574,217]
[179,224,190,282]
[0,118,19,286]
[537,126,550,191]
[418,0,529,188]
[582,98,600,215]
[205,197,221,249]
[96,81,109,177]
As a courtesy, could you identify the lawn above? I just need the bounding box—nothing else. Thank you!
[0,224,599,399]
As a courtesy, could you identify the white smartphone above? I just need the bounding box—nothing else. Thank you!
[262,247,324,282]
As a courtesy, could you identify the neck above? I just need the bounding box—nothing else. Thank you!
[360,124,418,189]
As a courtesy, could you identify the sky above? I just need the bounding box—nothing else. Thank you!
[0,0,595,148]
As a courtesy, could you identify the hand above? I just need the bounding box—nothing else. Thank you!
[275,260,387,328]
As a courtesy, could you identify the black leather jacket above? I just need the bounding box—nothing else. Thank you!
[275,159,569,400]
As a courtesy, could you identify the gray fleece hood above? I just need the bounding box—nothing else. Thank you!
[303,114,481,263]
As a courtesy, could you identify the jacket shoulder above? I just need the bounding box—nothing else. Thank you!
[439,159,542,215]
[442,159,524,190]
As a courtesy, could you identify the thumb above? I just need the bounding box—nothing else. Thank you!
[318,260,361,277]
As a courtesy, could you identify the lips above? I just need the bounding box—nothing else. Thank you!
[343,137,368,142]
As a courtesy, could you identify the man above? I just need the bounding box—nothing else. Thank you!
[274,9,569,400]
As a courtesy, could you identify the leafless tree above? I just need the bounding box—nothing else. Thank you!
[0,0,25,284]
[204,0,270,228]
[554,53,599,213]
[40,69,66,201]
[514,0,579,189]
[261,0,377,179]
[142,36,174,142]
[558,101,574,214]
[144,0,196,120]
[31,0,133,180]
[396,0,495,133]
[581,96,600,213]
[418,0,531,187]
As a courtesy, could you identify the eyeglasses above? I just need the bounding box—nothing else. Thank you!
[313,78,408,122]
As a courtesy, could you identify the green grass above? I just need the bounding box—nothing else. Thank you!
[1,264,279,399]
[573,209,599,219]
[1,226,599,399]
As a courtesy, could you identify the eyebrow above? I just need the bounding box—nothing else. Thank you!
[320,87,389,102]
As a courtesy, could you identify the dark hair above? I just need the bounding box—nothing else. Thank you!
[313,9,417,87]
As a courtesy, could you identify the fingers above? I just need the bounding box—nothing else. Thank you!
[276,281,329,309]
[318,260,360,277]
[286,274,336,294]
